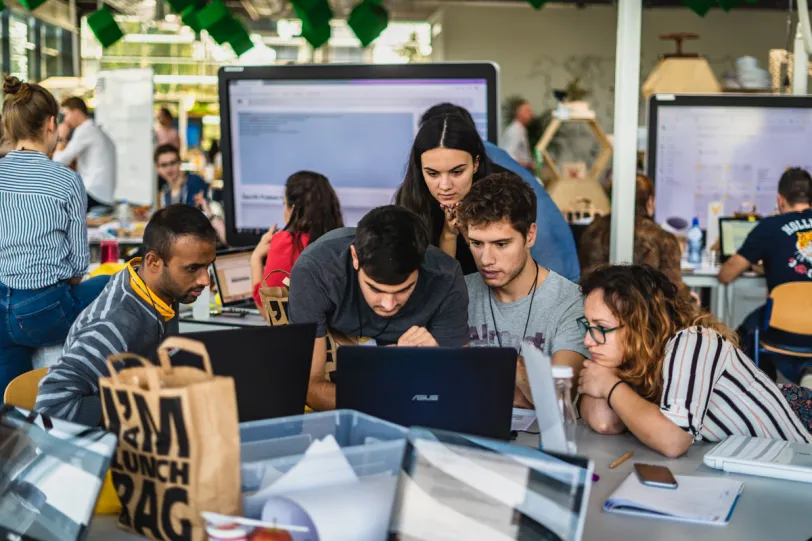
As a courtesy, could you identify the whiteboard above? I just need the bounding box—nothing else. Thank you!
[648,95,812,229]
[95,68,155,206]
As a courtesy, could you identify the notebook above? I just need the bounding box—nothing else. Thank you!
[603,473,743,526]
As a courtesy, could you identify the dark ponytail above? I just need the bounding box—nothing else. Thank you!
[284,171,344,254]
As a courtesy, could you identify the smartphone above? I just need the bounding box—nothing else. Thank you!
[634,463,678,489]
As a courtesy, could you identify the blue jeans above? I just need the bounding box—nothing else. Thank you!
[0,276,110,393]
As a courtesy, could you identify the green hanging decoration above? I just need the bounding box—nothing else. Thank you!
[0,1,6,12]
[681,0,714,16]
[87,6,125,49]
[227,18,254,56]
[181,5,203,33]
[18,0,47,11]
[166,0,196,13]
[525,0,548,10]
[292,0,333,49]
[197,0,237,44]
[348,1,388,47]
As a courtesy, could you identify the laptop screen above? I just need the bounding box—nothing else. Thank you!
[214,249,254,306]
[720,219,759,257]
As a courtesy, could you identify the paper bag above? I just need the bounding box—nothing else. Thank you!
[99,337,242,541]
[258,269,290,326]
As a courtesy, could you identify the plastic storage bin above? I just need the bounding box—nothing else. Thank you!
[239,409,407,518]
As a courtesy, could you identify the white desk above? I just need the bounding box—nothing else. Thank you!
[86,426,812,541]
[682,270,767,328]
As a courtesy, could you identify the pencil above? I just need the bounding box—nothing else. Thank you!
[609,451,633,469]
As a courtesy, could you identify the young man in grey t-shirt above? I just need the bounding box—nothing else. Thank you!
[458,173,588,407]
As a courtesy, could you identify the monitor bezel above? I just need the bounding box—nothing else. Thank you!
[218,63,500,247]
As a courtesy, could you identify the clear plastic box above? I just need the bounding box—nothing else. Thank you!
[239,409,407,516]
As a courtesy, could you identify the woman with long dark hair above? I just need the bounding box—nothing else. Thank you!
[395,113,491,274]
[251,171,343,305]
[577,264,811,458]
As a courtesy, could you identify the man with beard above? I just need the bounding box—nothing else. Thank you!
[458,173,587,407]
[35,205,216,425]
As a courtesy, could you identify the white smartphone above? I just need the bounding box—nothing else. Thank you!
[634,463,678,489]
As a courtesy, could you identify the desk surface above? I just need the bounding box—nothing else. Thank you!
[87,426,812,541]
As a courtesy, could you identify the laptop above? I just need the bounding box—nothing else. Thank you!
[718,217,760,262]
[704,435,812,483]
[169,324,316,423]
[0,406,118,541]
[336,346,517,440]
[389,426,593,541]
[212,247,259,312]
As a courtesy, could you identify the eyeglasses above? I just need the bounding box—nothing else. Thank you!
[157,160,180,168]
[577,316,622,345]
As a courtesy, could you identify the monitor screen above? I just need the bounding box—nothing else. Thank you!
[219,64,499,246]
[214,250,254,305]
[720,219,759,257]
[647,95,812,228]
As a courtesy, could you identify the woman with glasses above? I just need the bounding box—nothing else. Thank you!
[576,264,810,458]
[154,144,208,208]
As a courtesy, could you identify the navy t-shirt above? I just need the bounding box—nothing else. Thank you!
[737,209,812,291]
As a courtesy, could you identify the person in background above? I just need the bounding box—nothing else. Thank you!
[718,167,812,382]
[288,206,469,411]
[420,103,580,282]
[155,144,208,208]
[251,171,343,309]
[53,96,116,210]
[0,76,109,393]
[35,205,217,425]
[501,96,535,172]
[155,107,180,149]
[577,264,810,458]
[579,173,685,293]
[395,113,491,275]
[458,173,588,407]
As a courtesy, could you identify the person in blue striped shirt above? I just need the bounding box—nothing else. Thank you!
[0,75,109,393]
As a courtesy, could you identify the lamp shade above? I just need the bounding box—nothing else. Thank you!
[642,57,721,99]
[348,1,388,47]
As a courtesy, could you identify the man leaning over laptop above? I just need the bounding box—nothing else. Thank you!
[457,173,588,407]
[288,205,469,411]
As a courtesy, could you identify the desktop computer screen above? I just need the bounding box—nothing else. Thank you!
[219,64,498,246]
[213,249,254,306]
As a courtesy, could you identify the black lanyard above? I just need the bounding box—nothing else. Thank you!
[488,263,539,348]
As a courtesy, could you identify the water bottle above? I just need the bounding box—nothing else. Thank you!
[117,200,131,232]
[552,365,578,454]
[686,217,703,266]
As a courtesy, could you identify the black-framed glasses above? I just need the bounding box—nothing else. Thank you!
[577,316,622,345]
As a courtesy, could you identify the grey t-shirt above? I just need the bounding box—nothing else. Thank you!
[501,120,531,165]
[466,269,589,358]
[288,228,469,347]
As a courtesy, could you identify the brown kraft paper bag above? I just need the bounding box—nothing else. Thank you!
[258,269,290,326]
[99,336,241,541]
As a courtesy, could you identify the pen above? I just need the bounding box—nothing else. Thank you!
[609,450,633,469]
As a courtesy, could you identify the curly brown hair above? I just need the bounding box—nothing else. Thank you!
[457,172,537,237]
[580,264,737,402]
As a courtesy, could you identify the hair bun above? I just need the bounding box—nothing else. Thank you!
[3,76,23,96]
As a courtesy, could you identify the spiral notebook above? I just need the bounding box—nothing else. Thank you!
[603,473,743,526]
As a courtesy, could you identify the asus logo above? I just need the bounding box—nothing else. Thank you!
[412,394,439,402]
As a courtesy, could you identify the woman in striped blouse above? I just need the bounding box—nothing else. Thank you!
[0,76,109,392]
[577,264,810,458]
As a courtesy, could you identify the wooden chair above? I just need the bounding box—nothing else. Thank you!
[3,367,48,410]
[755,283,812,379]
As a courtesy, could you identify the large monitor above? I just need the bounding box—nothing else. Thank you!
[647,94,812,229]
[219,63,499,247]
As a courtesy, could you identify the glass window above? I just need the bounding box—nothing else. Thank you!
[329,46,363,64]
[41,23,62,79]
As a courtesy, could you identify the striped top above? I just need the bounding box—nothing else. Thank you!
[35,260,176,427]
[660,326,811,443]
[0,150,89,290]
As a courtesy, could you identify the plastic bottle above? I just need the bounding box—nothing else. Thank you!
[117,200,131,232]
[552,365,578,454]
[686,217,703,266]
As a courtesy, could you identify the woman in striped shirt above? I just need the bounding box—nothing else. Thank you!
[577,264,810,458]
[0,76,109,393]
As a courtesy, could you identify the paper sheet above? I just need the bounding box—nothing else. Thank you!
[511,408,537,432]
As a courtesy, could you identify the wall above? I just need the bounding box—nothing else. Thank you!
[431,4,790,131]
